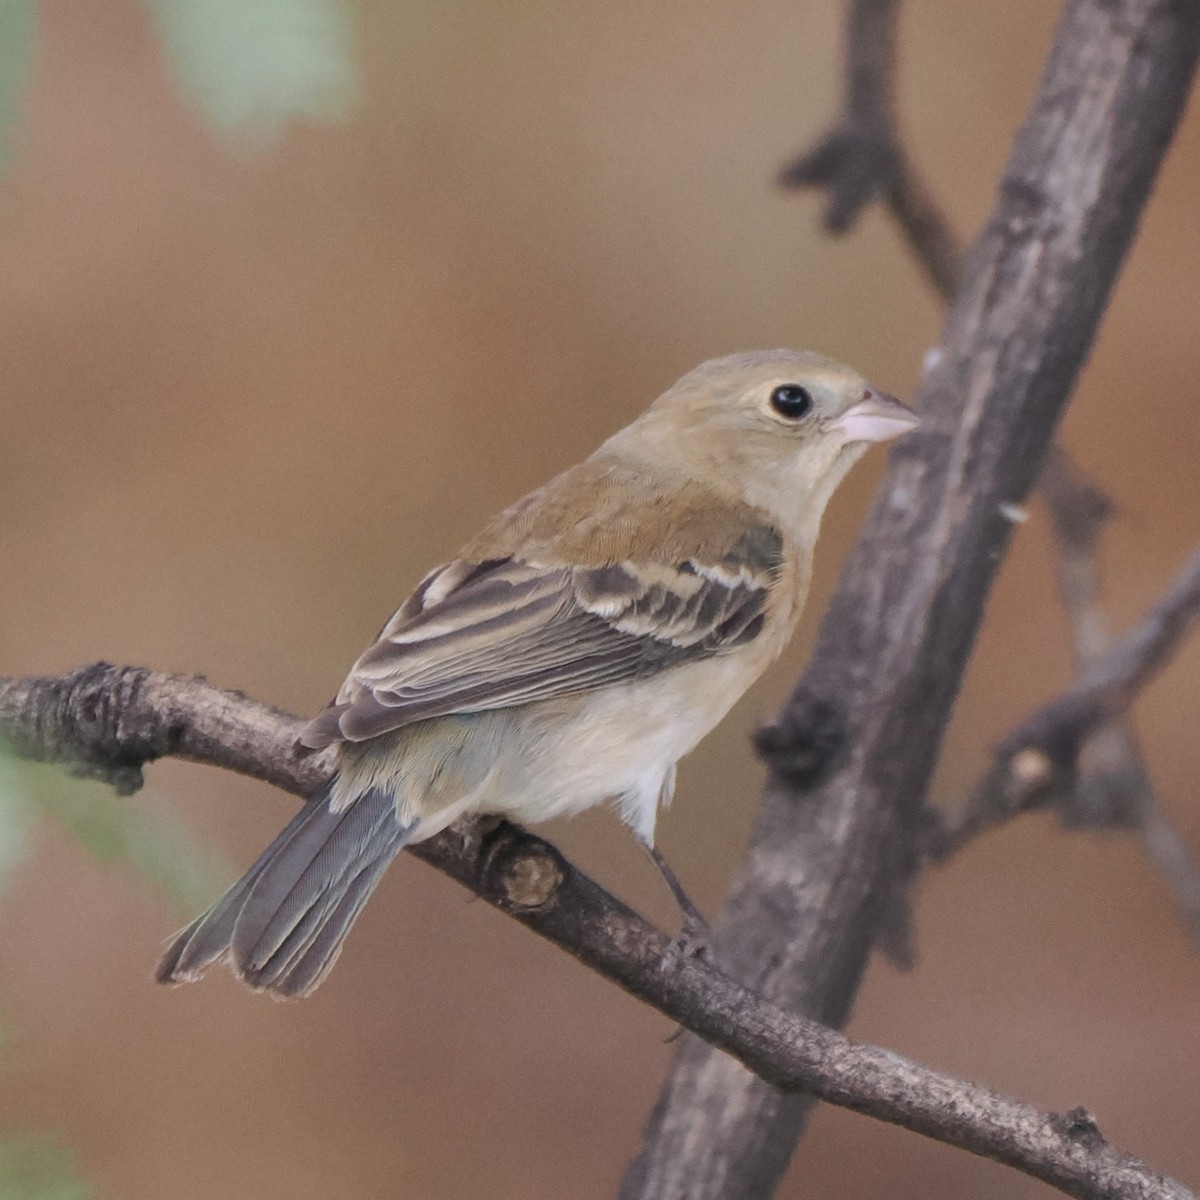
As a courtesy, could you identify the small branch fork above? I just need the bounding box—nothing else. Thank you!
[1040,453,1200,944]
[0,662,1195,1200]
[927,542,1200,862]
[778,0,962,298]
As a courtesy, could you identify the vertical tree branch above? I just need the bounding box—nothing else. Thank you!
[621,3,1200,1198]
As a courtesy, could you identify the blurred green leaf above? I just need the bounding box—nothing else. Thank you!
[34,779,230,917]
[145,0,359,148]
[0,1137,90,1200]
[0,755,36,900]
[0,752,229,917]
[0,1,37,169]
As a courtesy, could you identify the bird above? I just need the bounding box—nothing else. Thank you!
[156,349,917,998]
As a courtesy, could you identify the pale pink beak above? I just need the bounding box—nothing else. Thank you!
[833,389,919,444]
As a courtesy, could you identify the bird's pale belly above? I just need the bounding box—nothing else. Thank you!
[335,650,765,846]
[478,650,765,841]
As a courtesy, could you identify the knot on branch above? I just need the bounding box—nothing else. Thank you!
[2,662,177,795]
[477,820,566,913]
[779,126,896,233]
[1049,1107,1105,1150]
[920,747,1071,864]
[754,691,846,790]
[996,698,1100,779]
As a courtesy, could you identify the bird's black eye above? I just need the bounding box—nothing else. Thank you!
[769,384,813,420]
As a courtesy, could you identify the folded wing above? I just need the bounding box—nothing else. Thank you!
[301,535,781,748]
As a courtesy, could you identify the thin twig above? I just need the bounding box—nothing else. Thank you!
[0,663,1192,1200]
[778,0,964,299]
[930,544,1200,860]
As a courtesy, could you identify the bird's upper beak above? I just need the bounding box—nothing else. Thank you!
[832,389,919,444]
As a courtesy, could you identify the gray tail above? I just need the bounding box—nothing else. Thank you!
[156,784,412,999]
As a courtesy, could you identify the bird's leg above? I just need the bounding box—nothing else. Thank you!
[638,767,712,966]
[644,844,713,966]
[646,845,709,935]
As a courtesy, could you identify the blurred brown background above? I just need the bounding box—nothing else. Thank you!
[2,2,1198,1197]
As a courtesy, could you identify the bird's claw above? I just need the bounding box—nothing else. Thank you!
[660,912,715,971]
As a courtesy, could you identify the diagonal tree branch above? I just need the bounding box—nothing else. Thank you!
[0,663,1194,1200]
[997,547,1200,766]
[621,2,1200,1198]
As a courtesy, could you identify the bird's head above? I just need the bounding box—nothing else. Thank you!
[610,349,918,534]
